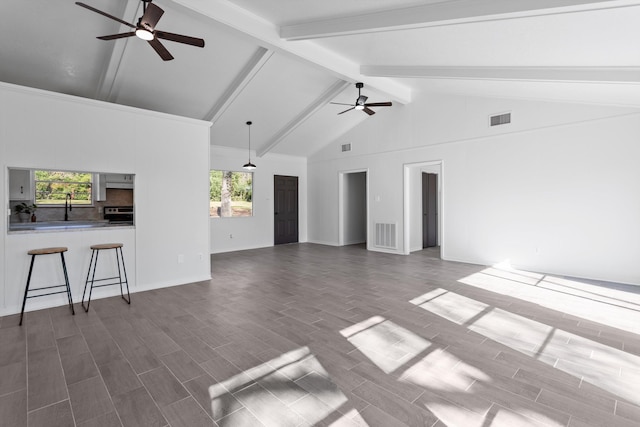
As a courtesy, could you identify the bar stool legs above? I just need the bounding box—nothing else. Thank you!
[20,247,75,326]
[82,243,130,312]
[60,251,75,311]
[19,255,37,326]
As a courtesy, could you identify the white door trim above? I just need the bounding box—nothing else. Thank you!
[338,169,370,248]
[403,160,444,256]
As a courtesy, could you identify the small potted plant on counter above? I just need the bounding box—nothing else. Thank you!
[14,202,38,222]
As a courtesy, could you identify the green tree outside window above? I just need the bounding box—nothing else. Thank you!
[209,170,253,217]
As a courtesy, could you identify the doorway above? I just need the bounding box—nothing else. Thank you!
[422,172,437,248]
[339,170,368,247]
[403,161,443,256]
[274,175,298,245]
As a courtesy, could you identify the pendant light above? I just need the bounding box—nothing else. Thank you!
[243,121,256,170]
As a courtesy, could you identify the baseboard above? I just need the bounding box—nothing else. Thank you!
[0,274,213,317]
[211,243,275,254]
[307,240,340,247]
[135,274,213,292]
[368,246,404,255]
[343,239,366,246]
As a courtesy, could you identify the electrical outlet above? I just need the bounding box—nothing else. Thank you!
[177,254,184,264]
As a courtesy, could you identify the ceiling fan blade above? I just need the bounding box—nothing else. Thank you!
[338,107,355,115]
[75,2,135,28]
[364,102,392,107]
[97,32,136,41]
[330,102,355,106]
[156,31,205,48]
[140,2,164,30]
[148,38,174,61]
[363,107,376,116]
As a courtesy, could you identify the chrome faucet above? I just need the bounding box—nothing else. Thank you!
[64,193,72,221]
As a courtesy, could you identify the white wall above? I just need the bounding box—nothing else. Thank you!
[309,92,640,285]
[0,82,212,316]
[343,172,367,245]
[209,145,307,253]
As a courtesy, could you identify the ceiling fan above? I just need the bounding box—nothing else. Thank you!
[75,0,205,61]
[331,82,392,116]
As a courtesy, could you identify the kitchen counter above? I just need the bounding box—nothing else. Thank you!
[4,224,137,315]
[8,220,134,234]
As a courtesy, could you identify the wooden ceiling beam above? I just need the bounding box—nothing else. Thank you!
[280,0,634,40]
[361,65,640,83]
[172,0,412,104]
[256,80,351,157]
[96,0,142,102]
[203,47,274,123]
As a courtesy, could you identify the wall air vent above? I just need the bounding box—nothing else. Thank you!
[375,223,397,249]
[490,112,511,127]
[341,143,352,152]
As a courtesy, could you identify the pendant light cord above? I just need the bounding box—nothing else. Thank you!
[247,120,252,162]
[243,121,256,170]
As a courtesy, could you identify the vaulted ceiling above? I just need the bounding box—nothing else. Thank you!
[1,0,639,158]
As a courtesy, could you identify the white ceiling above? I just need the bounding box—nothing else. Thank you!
[1,0,639,158]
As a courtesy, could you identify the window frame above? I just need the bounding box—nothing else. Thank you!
[209,169,254,218]
[33,169,95,207]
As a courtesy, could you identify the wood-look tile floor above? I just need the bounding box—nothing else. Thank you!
[2,243,640,426]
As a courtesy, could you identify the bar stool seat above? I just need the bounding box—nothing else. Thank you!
[82,243,130,312]
[28,247,69,255]
[20,246,75,325]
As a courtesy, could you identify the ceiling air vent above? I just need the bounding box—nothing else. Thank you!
[341,143,352,152]
[490,112,511,127]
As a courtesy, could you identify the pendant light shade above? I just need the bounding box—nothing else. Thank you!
[243,121,256,170]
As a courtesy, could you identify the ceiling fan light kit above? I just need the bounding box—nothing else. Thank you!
[75,0,205,61]
[330,82,392,116]
[135,28,154,41]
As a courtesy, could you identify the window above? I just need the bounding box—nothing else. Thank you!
[34,170,93,206]
[210,170,253,217]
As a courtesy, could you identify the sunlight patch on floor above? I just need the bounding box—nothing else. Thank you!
[459,262,640,334]
[400,347,490,392]
[209,346,353,426]
[412,289,640,406]
[409,288,489,326]
[328,408,369,426]
[425,401,565,427]
[340,315,432,374]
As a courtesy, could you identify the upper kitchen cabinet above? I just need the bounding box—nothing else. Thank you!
[8,169,32,200]
[105,174,135,189]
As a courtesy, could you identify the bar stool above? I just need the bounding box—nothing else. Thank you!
[20,247,75,326]
[82,243,130,312]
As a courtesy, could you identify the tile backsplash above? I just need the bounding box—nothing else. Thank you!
[9,189,133,223]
